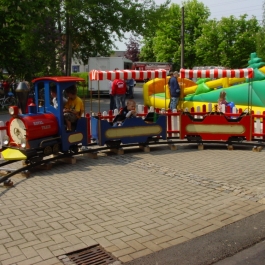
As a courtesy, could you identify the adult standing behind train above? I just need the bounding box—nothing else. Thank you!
[109,80,116,111]
[126,78,135,99]
[167,71,173,109]
[111,78,126,110]
[109,67,119,111]
[169,71,181,111]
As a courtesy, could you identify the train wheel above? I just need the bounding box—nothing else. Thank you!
[52,144,60,154]
[4,179,13,187]
[70,145,79,153]
[23,159,31,165]
[146,136,159,144]
[43,146,52,156]
[187,135,202,142]
[228,136,244,143]
[106,140,121,149]
[29,156,43,164]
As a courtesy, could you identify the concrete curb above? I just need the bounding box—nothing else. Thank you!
[125,210,265,265]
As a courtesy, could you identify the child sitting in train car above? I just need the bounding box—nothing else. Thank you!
[63,85,84,131]
[113,99,137,126]
[217,90,236,114]
[217,91,227,112]
[50,86,67,109]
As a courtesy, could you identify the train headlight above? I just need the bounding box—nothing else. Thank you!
[3,135,9,145]
[9,106,19,116]
[21,139,26,149]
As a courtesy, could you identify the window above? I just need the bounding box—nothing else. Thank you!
[72,65,80,73]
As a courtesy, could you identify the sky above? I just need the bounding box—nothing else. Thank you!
[114,0,263,50]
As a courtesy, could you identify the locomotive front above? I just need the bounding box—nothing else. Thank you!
[2,105,59,160]
[8,106,58,143]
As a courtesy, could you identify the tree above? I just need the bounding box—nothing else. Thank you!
[139,0,170,62]
[62,0,170,75]
[124,35,140,62]
[140,0,210,68]
[152,3,182,65]
[0,0,62,79]
[194,19,221,66]
[256,0,265,62]
[195,15,260,68]
[139,38,157,61]
[0,0,170,78]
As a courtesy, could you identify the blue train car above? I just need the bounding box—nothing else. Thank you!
[91,115,167,147]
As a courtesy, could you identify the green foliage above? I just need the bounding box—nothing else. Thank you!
[71,72,88,97]
[140,0,210,68]
[194,20,221,66]
[0,0,169,79]
[256,0,265,61]
[256,29,265,62]
[0,1,54,78]
[0,0,263,78]
[140,0,261,69]
[71,72,88,82]
[195,15,260,68]
[139,38,157,61]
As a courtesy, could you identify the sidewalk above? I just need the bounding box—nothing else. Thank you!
[1,143,265,264]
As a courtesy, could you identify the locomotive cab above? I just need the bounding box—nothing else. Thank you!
[31,77,89,153]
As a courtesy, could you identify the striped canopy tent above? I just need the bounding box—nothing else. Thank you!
[179,68,254,79]
[179,68,255,112]
[89,69,168,80]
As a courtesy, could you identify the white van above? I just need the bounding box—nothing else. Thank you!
[88,57,133,94]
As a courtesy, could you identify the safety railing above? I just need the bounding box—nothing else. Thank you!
[1,103,265,149]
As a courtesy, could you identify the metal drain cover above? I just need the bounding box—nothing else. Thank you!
[59,244,121,265]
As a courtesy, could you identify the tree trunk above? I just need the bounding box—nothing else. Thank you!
[65,13,72,76]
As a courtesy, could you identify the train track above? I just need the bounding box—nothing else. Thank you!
[1,138,264,187]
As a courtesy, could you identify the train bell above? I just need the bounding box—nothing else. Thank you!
[16,81,30,114]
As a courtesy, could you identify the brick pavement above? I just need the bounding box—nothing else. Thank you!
[1,144,265,265]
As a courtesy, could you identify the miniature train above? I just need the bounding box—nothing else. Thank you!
[1,68,260,163]
[1,73,167,163]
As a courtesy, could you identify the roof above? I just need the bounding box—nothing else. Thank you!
[32,76,85,83]
[180,68,254,79]
[133,62,172,65]
[89,69,167,81]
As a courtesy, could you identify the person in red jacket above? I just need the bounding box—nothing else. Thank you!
[2,80,10,95]
[111,78,126,110]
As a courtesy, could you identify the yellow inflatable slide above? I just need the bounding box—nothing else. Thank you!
[143,64,265,111]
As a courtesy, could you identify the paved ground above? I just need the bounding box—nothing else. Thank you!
[1,143,265,265]
[1,88,265,264]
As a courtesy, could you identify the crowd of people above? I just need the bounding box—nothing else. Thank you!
[0,77,18,96]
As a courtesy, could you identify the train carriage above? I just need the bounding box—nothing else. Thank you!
[89,69,168,146]
[179,68,255,142]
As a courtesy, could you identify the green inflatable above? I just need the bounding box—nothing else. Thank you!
[184,52,265,107]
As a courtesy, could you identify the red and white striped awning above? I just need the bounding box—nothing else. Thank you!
[180,68,254,79]
[89,69,167,81]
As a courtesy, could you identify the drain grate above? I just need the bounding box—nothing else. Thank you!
[59,244,120,265]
